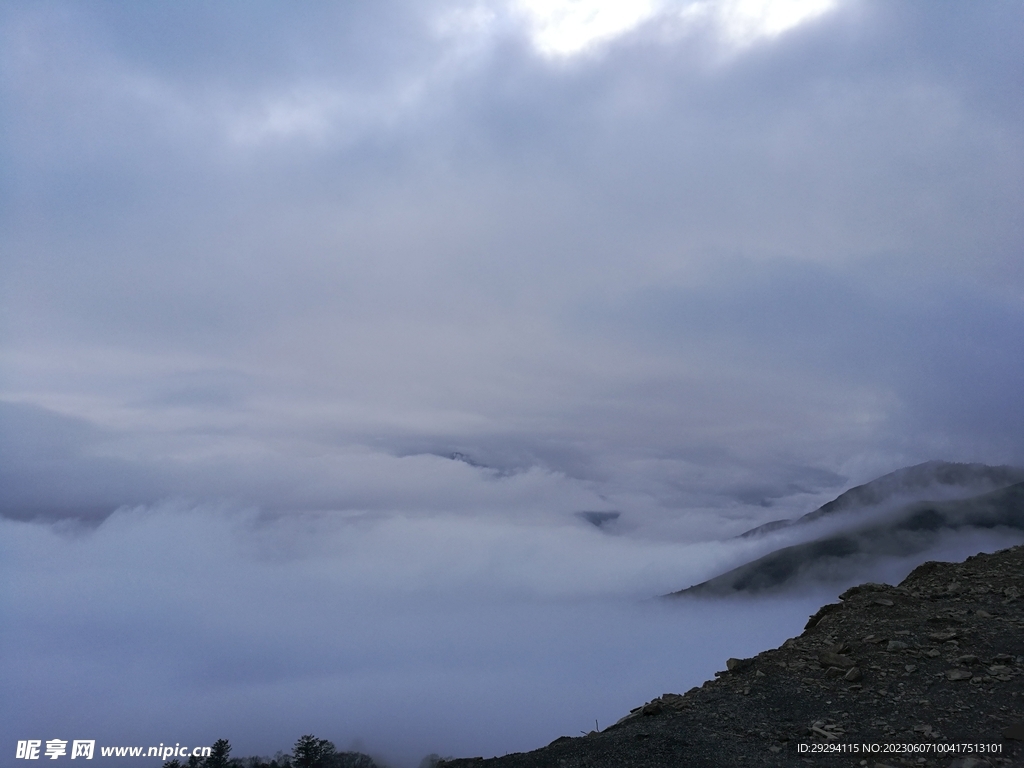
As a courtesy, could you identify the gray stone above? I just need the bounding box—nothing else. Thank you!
[639,699,664,716]
[818,651,855,669]
[947,759,991,768]
[726,657,752,672]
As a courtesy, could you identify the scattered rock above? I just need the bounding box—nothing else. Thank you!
[947,759,992,768]
[804,603,844,629]
[912,723,938,739]
[640,699,663,716]
[818,651,856,669]
[725,657,751,672]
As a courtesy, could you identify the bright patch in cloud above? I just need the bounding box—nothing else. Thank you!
[515,0,662,56]
[710,0,838,45]
[514,0,839,57]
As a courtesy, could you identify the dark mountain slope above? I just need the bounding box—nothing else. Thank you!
[673,482,1024,596]
[736,461,1024,539]
[799,461,1024,524]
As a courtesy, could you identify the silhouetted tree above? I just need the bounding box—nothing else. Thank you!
[163,760,183,768]
[222,743,381,768]
[206,740,232,768]
[291,736,335,768]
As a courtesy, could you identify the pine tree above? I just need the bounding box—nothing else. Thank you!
[291,735,335,768]
[206,740,232,768]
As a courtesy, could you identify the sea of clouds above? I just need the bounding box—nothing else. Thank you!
[0,499,812,765]
[4,495,1022,767]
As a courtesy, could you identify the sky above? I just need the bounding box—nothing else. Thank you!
[2,1,1023,765]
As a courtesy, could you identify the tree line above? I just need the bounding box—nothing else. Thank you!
[162,736,447,768]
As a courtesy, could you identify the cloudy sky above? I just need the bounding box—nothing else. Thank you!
[2,0,1023,764]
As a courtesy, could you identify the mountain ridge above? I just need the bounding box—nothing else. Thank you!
[674,481,1024,597]
[735,461,1024,539]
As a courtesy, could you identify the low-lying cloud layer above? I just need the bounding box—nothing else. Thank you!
[6,502,1019,767]
[0,503,820,763]
[2,1,1023,765]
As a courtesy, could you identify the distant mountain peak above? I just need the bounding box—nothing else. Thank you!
[798,460,1024,523]
[675,481,1024,597]
[735,460,1024,539]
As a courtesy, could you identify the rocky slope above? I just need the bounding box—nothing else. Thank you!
[439,545,1024,767]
